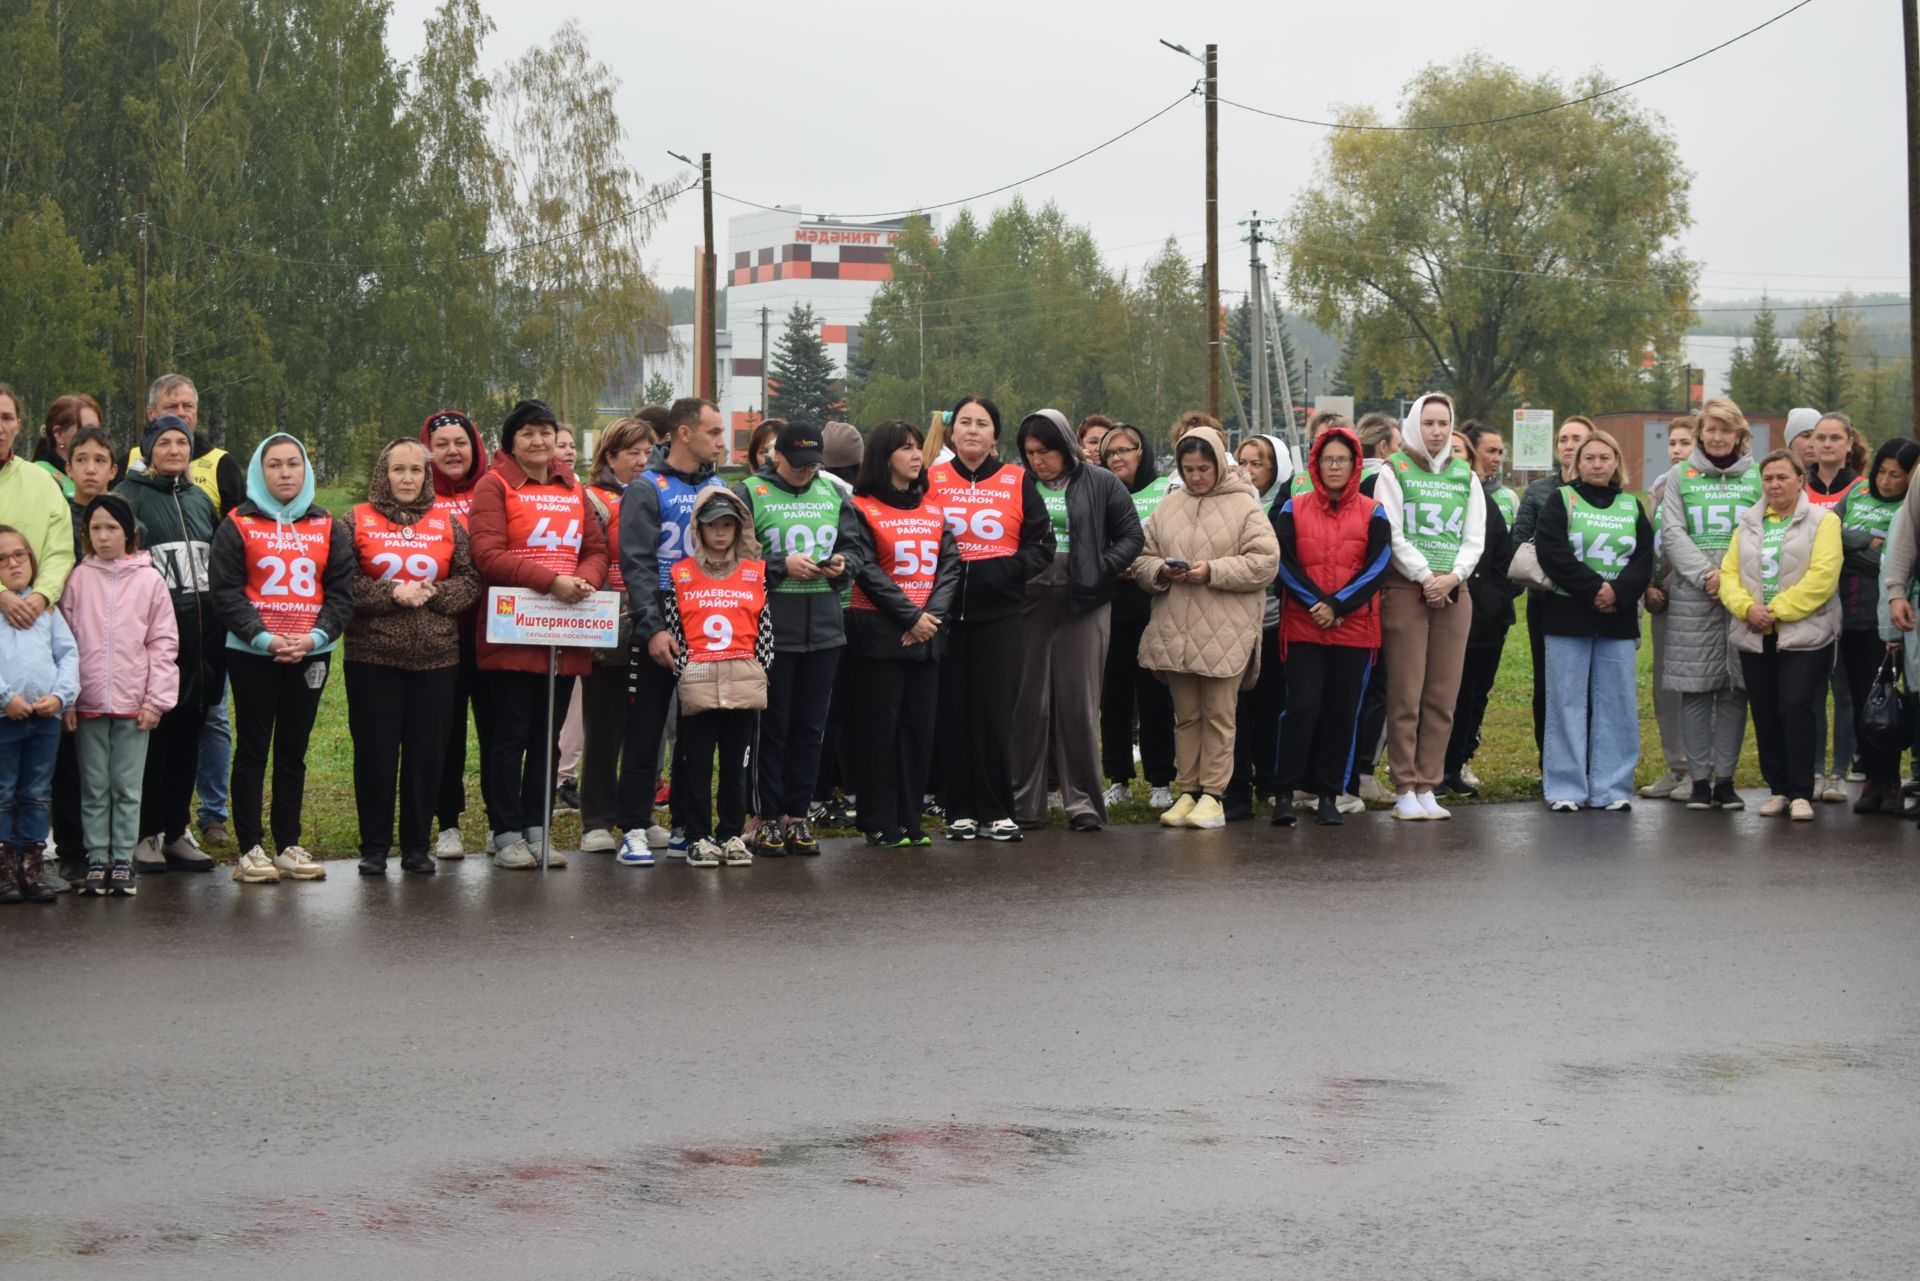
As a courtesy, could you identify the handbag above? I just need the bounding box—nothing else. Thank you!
[1862,651,1911,740]
[1507,539,1556,593]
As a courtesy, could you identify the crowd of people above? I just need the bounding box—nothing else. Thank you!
[2,371,1917,905]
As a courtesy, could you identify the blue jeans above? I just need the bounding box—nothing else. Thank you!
[1544,634,1640,807]
[197,678,231,825]
[0,715,62,845]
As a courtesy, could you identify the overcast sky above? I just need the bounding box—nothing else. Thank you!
[386,0,1907,317]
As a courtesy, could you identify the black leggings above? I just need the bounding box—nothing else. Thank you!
[1274,643,1374,798]
[1838,628,1903,786]
[1741,638,1835,802]
[855,656,940,836]
[228,650,329,853]
[758,646,841,818]
[140,697,208,844]
[1099,610,1175,787]
[436,628,496,832]
[1227,627,1284,805]
[673,708,754,841]
[1447,639,1508,776]
[347,661,457,858]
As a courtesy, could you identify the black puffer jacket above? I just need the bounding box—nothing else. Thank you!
[113,467,225,710]
[1015,410,1144,614]
[1465,474,1518,647]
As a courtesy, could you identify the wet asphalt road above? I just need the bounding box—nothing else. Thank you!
[3,800,1919,1280]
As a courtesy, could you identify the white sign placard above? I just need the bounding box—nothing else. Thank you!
[1511,408,1555,471]
[485,588,621,648]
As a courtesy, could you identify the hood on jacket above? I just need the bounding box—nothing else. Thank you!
[1308,426,1366,504]
[1100,425,1158,493]
[367,438,437,525]
[644,439,720,486]
[244,433,316,522]
[1398,392,1458,473]
[687,486,762,576]
[1867,439,1920,502]
[1173,426,1256,500]
[421,410,489,499]
[1242,433,1294,504]
[1016,409,1079,480]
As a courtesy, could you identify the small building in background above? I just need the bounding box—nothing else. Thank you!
[1590,410,1788,489]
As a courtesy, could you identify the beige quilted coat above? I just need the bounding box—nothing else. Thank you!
[1131,427,1281,687]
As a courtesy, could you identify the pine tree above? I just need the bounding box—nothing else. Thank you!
[642,371,674,406]
[1726,299,1797,414]
[1795,304,1859,413]
[768,304,842,430]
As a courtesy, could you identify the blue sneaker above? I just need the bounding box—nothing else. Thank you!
[616,830,655,867]
[665,827,688,859]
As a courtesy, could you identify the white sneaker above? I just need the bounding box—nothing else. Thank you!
[1819,776,1849,803]
[580,828,617,853]
[1639,769,1687,799]
[524,829,566,868]
[686,838,722,868]
[644,824,671,848]
[1358,775,1393,803]
[1458,763,1482,789]
[433,827,465,859]
[495,837,537,868]
[1758,794,1790,817]
[1101,783,1130,808]
[272,845,326,880]
[1790,797,1816,821]
[232,846,281,883]
[1149,786,1174,810]
[1391,793,1426,821]
[721,836,753,866]
[1335,793,1366,815]
[1548,799,1580,813]
[1414,790,1451,820]
[1293,790,1316,809]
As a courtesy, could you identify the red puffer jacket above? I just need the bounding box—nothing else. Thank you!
[1274,427,1393,653]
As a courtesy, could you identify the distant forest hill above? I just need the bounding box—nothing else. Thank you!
[1689,293,1911,358]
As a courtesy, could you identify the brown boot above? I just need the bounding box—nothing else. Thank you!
[0,844,21,905]
[15,843,56,904]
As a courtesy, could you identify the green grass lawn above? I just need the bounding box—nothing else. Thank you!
[207,589,1774,860]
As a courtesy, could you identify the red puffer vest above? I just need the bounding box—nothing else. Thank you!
[1280,426,1382,652]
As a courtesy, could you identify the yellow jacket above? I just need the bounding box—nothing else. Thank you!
[1718,502,1842,651]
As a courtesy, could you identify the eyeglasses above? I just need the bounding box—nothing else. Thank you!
[0,549,32,566]
[1104,445,1140,458]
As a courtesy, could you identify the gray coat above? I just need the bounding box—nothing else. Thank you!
[1659,448,1757,693]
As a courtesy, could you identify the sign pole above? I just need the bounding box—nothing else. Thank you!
[541,644,557,871]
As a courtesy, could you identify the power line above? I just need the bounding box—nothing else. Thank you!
[1217,0,1818,132]
[706,92,1195,222]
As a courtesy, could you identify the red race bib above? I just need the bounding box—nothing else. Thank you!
[352,503,454,585]
[926,462,1023,561]
[850,496,945,611]
[235,511,335,638]
[671,559,765,662]
[432,491,473,528]
[500,481,586,576]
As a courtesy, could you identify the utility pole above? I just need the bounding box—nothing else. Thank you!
[701,152,717,404]
[760,305,770,414]
[1205,43,1220,421]
[133,196,148,433]
[1243,211,1270,444]
[1906,0,1919,436]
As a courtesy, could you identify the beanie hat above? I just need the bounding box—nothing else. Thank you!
[1783,407,1821,445]
[500,399,558,454]
[822,421,864,469]
[139,414,193,461]
[82,493,138,550]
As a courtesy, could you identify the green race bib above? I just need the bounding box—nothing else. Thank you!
[1041,480,1070,555]
[1559,487,1639,585]
[1676,465,1761,554]
[1389,453,1474,575]
[1130,475,1170,524]
[746,475,844,595]
[1844,490,1900,542]
[1760,514,1790,604]
[1492,485,1517,525]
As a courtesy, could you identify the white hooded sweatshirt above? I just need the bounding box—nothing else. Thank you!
[1368,391,1486,585]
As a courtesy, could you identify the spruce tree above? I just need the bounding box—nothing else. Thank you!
[1726,299,1797,414]
[768,304,843,430]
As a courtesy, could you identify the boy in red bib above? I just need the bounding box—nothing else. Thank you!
[664,489,772,867]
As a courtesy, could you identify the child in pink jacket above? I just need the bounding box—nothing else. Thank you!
[58,495,178,895]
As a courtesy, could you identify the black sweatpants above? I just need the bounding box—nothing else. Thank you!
[577,660,629,833]
[938,614,1022,824]
[51,723,84,872]
[1527,598,1548,758]
[1100,610,1175,787]
[1838,627,1902,786]
[673,707,754,841]
[855,655,940,837]
[1345,647,1388,795]
[347,660,457,858]
[140,696,208,844]
[1447,639,1508,776]
[1741,637,1835,803]
[1226,627,1285,806]
[436,628,496,833]
[814,639,860,804]
[617,638,679,833]
[228,650,329,853]
[1274,643,1375,798]
[758,645,841,819]
[487,668,575,836]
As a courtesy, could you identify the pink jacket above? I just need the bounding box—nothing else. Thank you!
[57,551,180,717]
